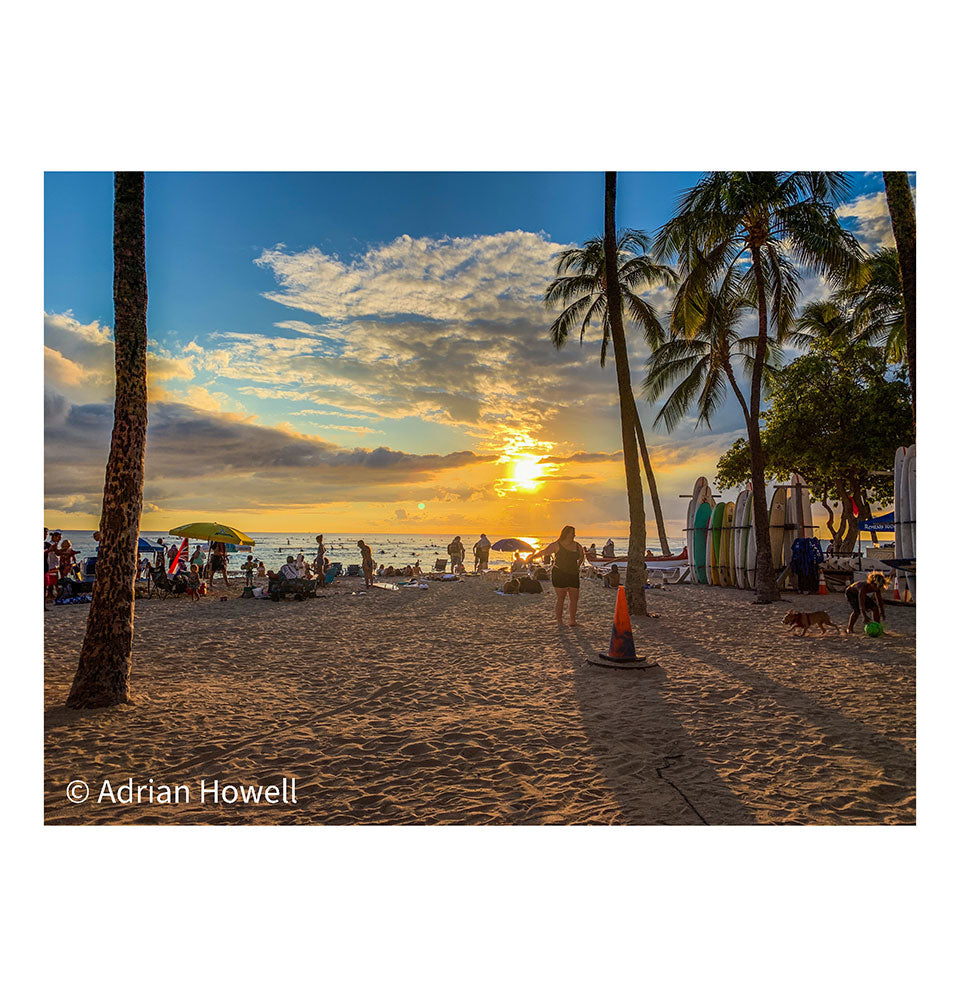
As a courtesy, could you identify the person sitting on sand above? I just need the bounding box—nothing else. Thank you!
[279,556,299,581]
[526,525,586,626]
[357,540,374,588]
[256,560,266,578]
[412,559,421,577]
[510,551,527,573]
[604,564,621,588]
[846,571,888,633]
[602,538,615,558]
[585,543,598,561]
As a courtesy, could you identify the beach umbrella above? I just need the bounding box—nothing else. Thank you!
[137,536,164,553]
[490,538,534,552]
[168,522,256,546]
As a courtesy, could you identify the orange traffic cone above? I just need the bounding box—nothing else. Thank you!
[586,585,652,670]
[892,574,901,600]
[818,566,828,596]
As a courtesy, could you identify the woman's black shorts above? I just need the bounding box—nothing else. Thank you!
[551,570,580,590]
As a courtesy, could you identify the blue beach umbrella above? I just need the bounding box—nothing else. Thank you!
[490,538,535,552]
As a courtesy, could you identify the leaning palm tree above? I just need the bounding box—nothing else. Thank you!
[655,172,862,603]
[545,229,676,555]
[601,173,650,614]
[67,172,149,708]
[882,172,916,418]
[840,247,906,364]
[645,268,783,433]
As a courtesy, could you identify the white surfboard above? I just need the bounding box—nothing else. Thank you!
[791,473,814,538]
[903,444,916,599]
[744,483,756,590]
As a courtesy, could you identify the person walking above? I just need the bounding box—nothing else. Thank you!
[527,525,586,626]
[315,534,327,586]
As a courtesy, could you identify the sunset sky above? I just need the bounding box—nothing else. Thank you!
[44,171,904,535]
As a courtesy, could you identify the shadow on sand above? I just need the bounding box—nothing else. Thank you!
[560,626,758,825]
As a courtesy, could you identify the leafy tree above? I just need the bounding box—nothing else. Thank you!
[655,172,862,601]
[545,229,676,555]
[67,173,148,708]
[714,342,913,551]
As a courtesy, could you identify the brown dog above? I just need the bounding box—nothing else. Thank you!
[782,610,841,636]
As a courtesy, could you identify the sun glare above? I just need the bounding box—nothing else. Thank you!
[511,458,541,491]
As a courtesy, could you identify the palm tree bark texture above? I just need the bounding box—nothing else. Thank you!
[882,171,916,421]
[603,172,648,615]
[66,172,148,708]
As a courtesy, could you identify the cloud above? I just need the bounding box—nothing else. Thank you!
[43,398,492,518]
[837,187,913,253]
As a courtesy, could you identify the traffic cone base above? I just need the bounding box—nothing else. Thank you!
[892,574,901,601]
[817,567,828,596]
[586,585,658,671]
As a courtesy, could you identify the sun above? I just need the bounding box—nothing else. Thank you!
[511,458,541,491]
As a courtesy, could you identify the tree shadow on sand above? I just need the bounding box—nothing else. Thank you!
[559,627,759,825]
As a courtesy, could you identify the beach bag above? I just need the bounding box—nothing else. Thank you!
[518,576,543,594]
[533,567,549,581]
[502,578,520,594]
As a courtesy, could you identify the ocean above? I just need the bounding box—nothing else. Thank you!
[49,531,687,574]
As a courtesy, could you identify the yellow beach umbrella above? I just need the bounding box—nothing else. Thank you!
[168,522,256,547]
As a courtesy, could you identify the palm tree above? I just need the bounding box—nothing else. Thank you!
[545,229,676,555]
[601,173,650,614]
[882,172,916,418]
[790,298,858,355]
[645,267,783,434]
[841,247,906,364]
[67,172,149,708]
[655,172,862,603]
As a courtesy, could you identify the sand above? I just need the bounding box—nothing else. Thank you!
[43,575,916,825]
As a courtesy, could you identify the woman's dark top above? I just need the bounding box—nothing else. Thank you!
[551,542,581,589]
[845,582,878,611]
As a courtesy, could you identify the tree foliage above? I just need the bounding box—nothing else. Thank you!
[715,341,913,549]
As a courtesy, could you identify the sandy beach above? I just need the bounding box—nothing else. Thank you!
[43,576,915,825]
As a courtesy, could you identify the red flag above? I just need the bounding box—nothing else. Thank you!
[850,496,860,518]
[169,537,189,574]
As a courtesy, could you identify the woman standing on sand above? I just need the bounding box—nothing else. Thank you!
[357,539,375,588]
[527,525,585,626]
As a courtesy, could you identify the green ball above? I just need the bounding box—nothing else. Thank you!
[864,621,884,637]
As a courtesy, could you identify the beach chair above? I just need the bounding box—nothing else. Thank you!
[149,565,187,599]
[434,558,447,572]
[267,576,318,601]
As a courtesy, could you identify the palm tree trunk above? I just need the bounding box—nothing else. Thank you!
[604,172,648,615]
[631,397,671,555]
[882,172,916,421]
[66,172,148,709]
[747,237,780,603]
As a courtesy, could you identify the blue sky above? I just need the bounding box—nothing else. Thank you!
[44,171,903,534]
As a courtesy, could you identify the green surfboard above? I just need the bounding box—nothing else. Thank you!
[693,500,712,583]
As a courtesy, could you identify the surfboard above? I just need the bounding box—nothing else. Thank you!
[744,484,756,590]
[791,473,814,538]
[686,477,710,583]
[709,502,725,585]
[693,500,713,584]
[894,445,907,562]
[903,444,916,599]
[768,485,787,571]
[732,491,749,588]
[719,500,736,586]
